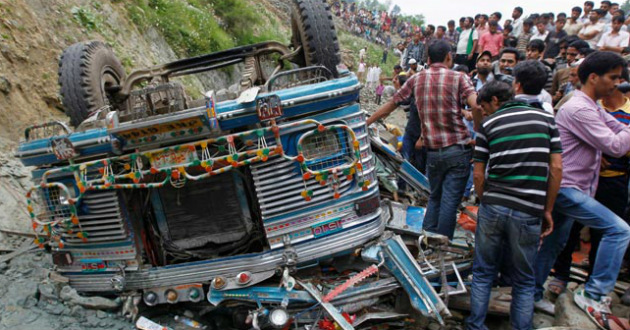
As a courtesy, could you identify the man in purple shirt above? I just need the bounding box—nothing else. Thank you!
[534,51,630,324]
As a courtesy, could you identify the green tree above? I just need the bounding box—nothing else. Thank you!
[398,13,425,27]
[391,4,401,16]
[622,0,630,13]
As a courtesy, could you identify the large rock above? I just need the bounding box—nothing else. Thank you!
[553,291,598,329]
[612,304,630,319]
[59,286,121,310]
[0,76,11,94]
[38,282,58,302]
[609,292,621,305]
[0,149,34,234]
[533,312,554,329]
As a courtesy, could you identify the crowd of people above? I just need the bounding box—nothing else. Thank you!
[365,1,630,330]
[331,0,421,47]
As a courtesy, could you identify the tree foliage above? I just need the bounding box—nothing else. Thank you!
[399,13,425,27]
[391,4,401,16]
[359,0,388,12]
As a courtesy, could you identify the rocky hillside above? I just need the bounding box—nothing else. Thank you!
[0,3,398,329]
[0,0,290,142]
[0,0,392,232]
[0,0,293,233]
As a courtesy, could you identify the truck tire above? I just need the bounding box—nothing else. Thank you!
[58,41,126,127]
[290,0,340,77]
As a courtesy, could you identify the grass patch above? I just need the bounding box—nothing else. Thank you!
[127,0,287,58]
[71,6,101,32]
[338,30,399,79]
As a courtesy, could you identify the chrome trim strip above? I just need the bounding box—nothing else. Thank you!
[217,84,361,120]
[16,136,111,157]
[64,209,384,292]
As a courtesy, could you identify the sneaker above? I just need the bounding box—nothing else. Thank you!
[534,299,555,315]
[573,288,612,314]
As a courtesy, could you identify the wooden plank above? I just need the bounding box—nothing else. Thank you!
[0,229,37,238]
[448,287,512,316]
[0,240,36,263]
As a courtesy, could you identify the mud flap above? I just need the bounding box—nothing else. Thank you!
[363,233,450,324]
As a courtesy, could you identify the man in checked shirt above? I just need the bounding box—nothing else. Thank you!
[367,40,481,239]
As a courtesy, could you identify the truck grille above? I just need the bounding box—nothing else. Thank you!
[251,112,374,220]
[251,156,354,219]
[61,190,129,245]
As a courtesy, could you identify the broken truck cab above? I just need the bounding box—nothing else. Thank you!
[15,1,459,328]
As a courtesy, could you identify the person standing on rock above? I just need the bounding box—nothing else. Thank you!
[446,20,460,52]
[403,32,425,69]
[357,59,366,83]
[375,80,385,105]
[477,21,504,61]
[534,51,630,326]
[367,40,480,239]
[467,70,562,330]
[455,17,479,72]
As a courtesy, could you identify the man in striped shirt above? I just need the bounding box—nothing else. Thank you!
[467,61,563,330]
[534,51,630,325]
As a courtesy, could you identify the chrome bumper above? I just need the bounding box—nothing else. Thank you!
[64,208,386,292]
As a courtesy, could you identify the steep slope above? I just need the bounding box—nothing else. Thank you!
[0,0,289,142]
[0,0,290,233]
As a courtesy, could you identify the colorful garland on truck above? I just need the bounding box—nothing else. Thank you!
[26,119,369,248]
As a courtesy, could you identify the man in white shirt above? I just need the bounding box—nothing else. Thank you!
[598,16,630,52]
[603,9,629,33]
[565,6,585,36]
[357,60,366,82]
[579,9,606,48]
[455,17,479,70]
[531,22,550,41]
[581,1,595,24]
[394,43,406,67]
[600,0,614,23]
[510,6,524,37]
[359,48,366,62]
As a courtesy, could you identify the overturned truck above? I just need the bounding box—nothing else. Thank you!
[16,1,471,328]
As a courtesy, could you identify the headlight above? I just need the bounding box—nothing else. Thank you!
[300,129,352,171]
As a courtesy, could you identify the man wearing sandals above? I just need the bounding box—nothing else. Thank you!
[534,51,630,328]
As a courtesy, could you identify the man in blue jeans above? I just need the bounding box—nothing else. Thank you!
[467,62,563,330]
[368,40,480,239]
[534,51,630,326]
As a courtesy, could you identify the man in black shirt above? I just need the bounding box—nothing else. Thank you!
[544,18,569,59]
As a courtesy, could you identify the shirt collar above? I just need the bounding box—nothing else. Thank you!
[601,97,630,113]
[572,90,599,108]
[429,63,449,70]
[495,100,532,113]
[474,73,494,86]
[514,94,539,102]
